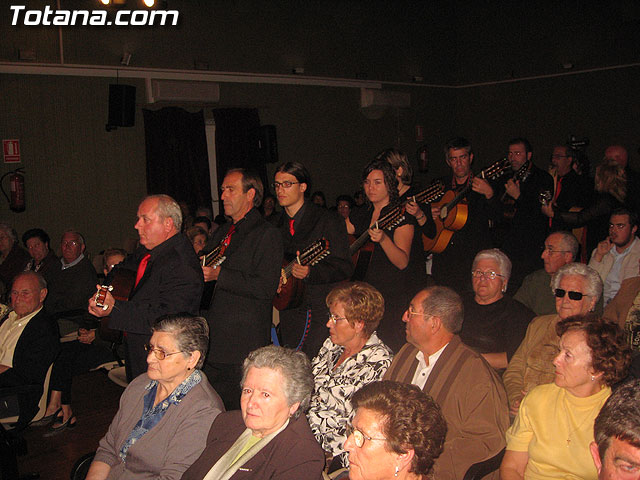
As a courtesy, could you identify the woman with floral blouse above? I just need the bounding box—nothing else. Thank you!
[306,282,393,471]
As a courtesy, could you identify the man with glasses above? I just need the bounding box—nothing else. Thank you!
[589,208,640,306]
[45,230,97,337]
[500,138,554,292]
[384,286,509,479]
[271,162,351,358]
[514,231,578,315]
[198,169,283,410]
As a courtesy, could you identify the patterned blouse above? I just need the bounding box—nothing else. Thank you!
[307,332,393,465]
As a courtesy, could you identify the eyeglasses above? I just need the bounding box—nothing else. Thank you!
[62,241,79,248]
[609,223,630,230]
[508,151,525,157]
[144,344,183,361]
[346,424,386,448]
[542,245,571,254]
[554,288,588,301]
[405,307,431,318]
[328,313,348,325]
[272,181,300,190]
[471,270,504,280]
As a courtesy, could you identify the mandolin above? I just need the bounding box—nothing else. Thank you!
[273,238,331,311]
[94,268,137,343]
[423,158,511,253]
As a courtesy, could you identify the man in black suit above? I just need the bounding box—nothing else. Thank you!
[200,169,283,410]
[0,272,60,428]
[89,194,203,381]
[272,162,352,358]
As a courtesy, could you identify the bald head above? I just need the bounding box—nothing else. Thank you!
[604,145,628,169]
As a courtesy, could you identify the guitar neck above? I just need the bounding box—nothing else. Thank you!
[349,205,403,256]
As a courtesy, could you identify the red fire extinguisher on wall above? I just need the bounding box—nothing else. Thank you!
[1,168,26,212]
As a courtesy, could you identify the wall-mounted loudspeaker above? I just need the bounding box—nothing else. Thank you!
[107,84,136,129]
[258,125,278,164]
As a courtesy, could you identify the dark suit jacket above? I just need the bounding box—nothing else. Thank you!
[181,410,325,480]
[0,308,60,423]
[204,208,283,365]
[108,233,204,378]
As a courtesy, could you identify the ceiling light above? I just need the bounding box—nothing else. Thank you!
[143,0,155,6]
[100,0,110,5]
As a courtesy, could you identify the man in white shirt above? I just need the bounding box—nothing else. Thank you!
[383,286,509,479]
[0,272,59,428]
[589,208,640,305]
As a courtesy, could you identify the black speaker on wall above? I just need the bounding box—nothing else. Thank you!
[107,84,136,130]
[258,124,278,163]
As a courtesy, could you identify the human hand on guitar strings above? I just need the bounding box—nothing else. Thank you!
[368,225,385,243]
[430,204,442,221]
[88,284,114,317]
[504,178,521,200]
[541,203,555,218]
[405,201,426,225]
[471,177,494,199]
[202,264,221,282]
[291,251,310,280]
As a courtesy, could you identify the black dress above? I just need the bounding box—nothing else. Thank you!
[350,203,427,353]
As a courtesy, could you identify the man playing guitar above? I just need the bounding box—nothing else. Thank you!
[430,137,502,293]
[272,162,352,358]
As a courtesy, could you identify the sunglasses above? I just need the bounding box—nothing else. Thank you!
[554,288,587,301]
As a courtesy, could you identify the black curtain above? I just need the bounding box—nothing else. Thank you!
[143,107,212,212]
[211,108,267,191]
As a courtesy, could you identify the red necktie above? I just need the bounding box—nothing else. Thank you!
[549,176,564,227]
[289,219,295,236]
[134,253,151,288]
[219,224,236,256]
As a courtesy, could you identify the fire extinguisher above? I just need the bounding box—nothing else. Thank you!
[1,168,26,212]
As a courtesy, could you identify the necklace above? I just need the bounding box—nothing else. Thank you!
[565,396,603,446]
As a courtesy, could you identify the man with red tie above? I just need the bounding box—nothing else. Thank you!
[89,194,203,381]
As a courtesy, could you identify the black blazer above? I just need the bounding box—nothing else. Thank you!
[181,411,325,480]
[204,208,283,365]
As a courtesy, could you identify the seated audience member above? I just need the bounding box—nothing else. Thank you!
[186,226,208,255]
[22,228,59,281]
[307,282,393,469]
[86,314,224,480]
[181,345,325,480]
[353,189,365,208]
[589,208,640,306]
[384,286,509,479]
[0,223,30,301]
[195,206,213,220]
[45,230,98,336]
[460,249,535,370]
[504,262,602,416]
[311,190,327,208]
[39,247,127,432]
[343,381,447,480]
[590,379,640,480]
[604,144,640,219]
[261,193,278,221]
[514,231,578,316]
[542,159,626,258]
[603,261,640,352]
[0,272,59,428]
[336,194,354,221]
[500,314,631,480]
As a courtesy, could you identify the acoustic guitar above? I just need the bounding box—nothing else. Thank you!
[423,158,511,253]
[94,268,136,343]
[273,238,331,311]
[349,204,406,281]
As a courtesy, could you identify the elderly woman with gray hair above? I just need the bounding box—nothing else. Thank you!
[460,249,536,370]
[86,314,224,480]
[503,262,603,417]
[181,345,325,480]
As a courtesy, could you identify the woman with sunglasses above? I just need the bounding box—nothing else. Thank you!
[501,314,630,480]
[341,381,447,480]
[307,282,393,471]
[348,159,427,353]
[460,249,535,371]
[85,314,224,480]
[503,262,602,418]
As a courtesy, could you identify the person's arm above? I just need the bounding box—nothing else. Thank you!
[369,223,413,270]
[85,461,111,480]
[481,352,507,370]
[500,451,529,480]
[306,213,353,284]
[503,321,534,414]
